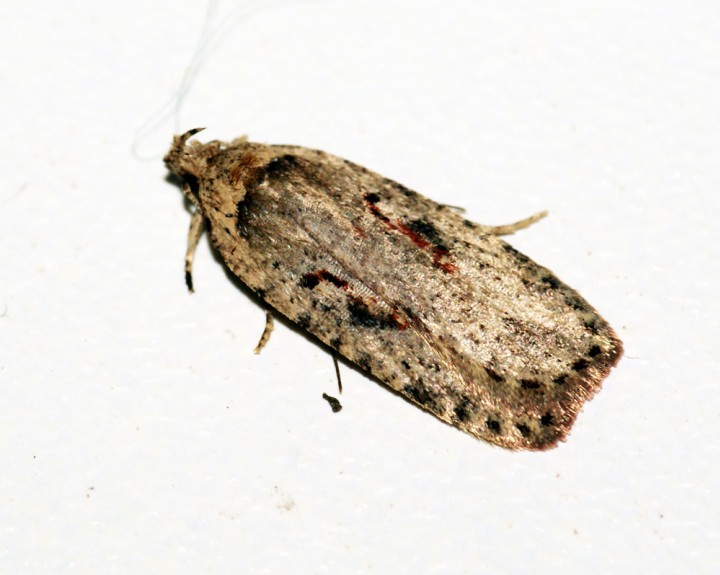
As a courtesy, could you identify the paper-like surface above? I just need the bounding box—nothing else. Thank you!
[2,1,718,573]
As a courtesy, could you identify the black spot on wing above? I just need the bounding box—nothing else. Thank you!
[356,353,372,371]
[264,154,304,179]
[502,243,530,264]
[406,218,446,249]
[564,294,589,312]
[572,358,589,371]
[520,379,542,390]
[300,270,348,290]
[486,418,501,434]
[486,368,503,383]
[403,382,439,413]
[540,275,561,290]
[347,299,381,328]
[453,397,473,422]
[347,298,402,330]
[553,374,568,385]
[584,317,601,334]
[540,412,554,427]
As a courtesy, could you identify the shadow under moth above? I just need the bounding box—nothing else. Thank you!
[164,128,623,450]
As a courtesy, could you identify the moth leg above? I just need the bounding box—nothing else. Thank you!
[322,393,343,413]
[185,210,204,292]
[481,210,548,236]
[332,351,343,394]
[254,310,275,354]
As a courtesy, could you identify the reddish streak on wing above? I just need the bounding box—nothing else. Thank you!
[352,224,367,239]
[364,196,458,274]
[305,268,410,331]
[391,312,410,330]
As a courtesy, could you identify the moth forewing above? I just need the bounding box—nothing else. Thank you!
[164,130,623,450]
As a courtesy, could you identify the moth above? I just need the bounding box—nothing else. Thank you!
[164,128,623,450]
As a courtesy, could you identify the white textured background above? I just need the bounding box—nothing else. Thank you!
[2,1,718,573]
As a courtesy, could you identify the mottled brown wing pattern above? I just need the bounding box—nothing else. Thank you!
[164,131,622,450]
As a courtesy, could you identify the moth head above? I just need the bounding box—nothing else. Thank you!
[164,127,205,174]
[164,128,209,204]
